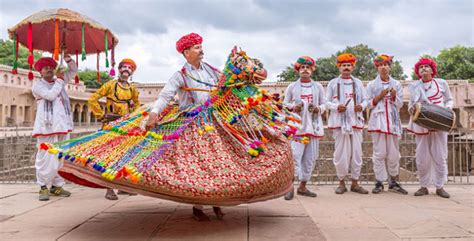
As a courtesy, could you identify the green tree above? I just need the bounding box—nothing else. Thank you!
[78,69,112,88]
[277,44,407,82]
[436,45,474,81]
[0,39,42,69]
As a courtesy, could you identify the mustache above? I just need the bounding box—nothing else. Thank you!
[343,68,351,71]
[120,70,131,75]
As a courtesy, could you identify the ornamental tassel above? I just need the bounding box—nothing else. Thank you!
[104,30,109,68]
[11,33,19,74]
[53,19,59,60]
[75,50,80,84]
[109,37,116,77]
[27,22,34,80]
[81,23,86,61]
[96,51,100,83]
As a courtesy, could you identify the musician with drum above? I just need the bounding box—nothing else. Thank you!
[366,55,408,195]
[407,58,454,198]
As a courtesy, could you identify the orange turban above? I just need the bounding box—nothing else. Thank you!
[373,54,393,66]
[118,58,137,72]
[336,53,357,67]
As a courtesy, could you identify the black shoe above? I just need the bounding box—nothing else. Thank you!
[213,206,225,220]
[372,181,384,194]
[297,188,317,197]
[436,188,450,198]
[192,207,210,221]
[284,188,294,200]
[388,182,408,195]
[414,187,429,196]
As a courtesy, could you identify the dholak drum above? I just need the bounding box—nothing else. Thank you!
[413,102,456,132]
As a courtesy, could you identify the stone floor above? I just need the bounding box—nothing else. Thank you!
[0,184,472,241]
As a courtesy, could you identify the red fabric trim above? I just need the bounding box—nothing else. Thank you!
[33,130,72,137]
[295,133,324,138]
[329,125,364,130]
[385,99,390,133]
[368,129,399,136]
[427,79,440,98]
[58,171,105,188]
[405,128,430,135]
[432,100,442,104]
[429,94,443,101]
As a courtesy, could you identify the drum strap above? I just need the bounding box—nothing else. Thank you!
[352,82,356,110]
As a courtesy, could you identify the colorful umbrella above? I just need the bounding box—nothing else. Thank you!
[8,8,119,82]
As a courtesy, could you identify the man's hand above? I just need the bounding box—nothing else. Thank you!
[354,104,363,112]
[293,104,303,113]
[145,112,159,131]
[337,104,347,113]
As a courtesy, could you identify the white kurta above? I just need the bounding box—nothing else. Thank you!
[32,60,77,136]
[407,78,453,188]
[366,76,403,182]
[283,79,326,182]
[326,76,368,180]
[151,62,220,115]
[32,59,77,187]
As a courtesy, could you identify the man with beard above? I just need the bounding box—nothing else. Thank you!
[326,53,369,195]
[88,58,140,200]
[145,33,225,221]
[283,56,325,200]
[366,55,407,195]
[407,58,453,198]
[32,55,77,201]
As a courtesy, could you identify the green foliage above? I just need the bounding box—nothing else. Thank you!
[278,44,407,82]
[77,68,112,88]
[436,45,474,81]
[0,39,42,69]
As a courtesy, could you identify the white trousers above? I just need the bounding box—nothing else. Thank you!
[371,133,400,182]
[291,137,319,182]
[332,129,363,180]
[35,134,68,187]
[415,132,448,188]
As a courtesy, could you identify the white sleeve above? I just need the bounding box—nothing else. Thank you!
[394,82,404,110]
[326,81,339,111]
[150,72,183,115]
[63,59,78,84]
[32,79,65,101]
[283,84,294,109]
[317,83,326,113]
[359,82,369,110]
[366,81,376,109]
[443,80,454,109]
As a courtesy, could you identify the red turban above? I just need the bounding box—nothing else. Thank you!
[373,54,393,67]
[414,57,437,78]
[34,57,57,72]
[294,56,316,71]
[176,33,203,53]
[118,58,137,72]
[336,53,357,67]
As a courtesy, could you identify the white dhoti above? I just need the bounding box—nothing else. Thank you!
[371,133,400,182]
[332,129,363,180]
[291,137,319,182]
[415,131,448,188]
[35,134,68,187]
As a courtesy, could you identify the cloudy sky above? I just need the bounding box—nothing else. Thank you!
[0,0,472,82]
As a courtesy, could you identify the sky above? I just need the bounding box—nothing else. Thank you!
[0,0,472,83]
